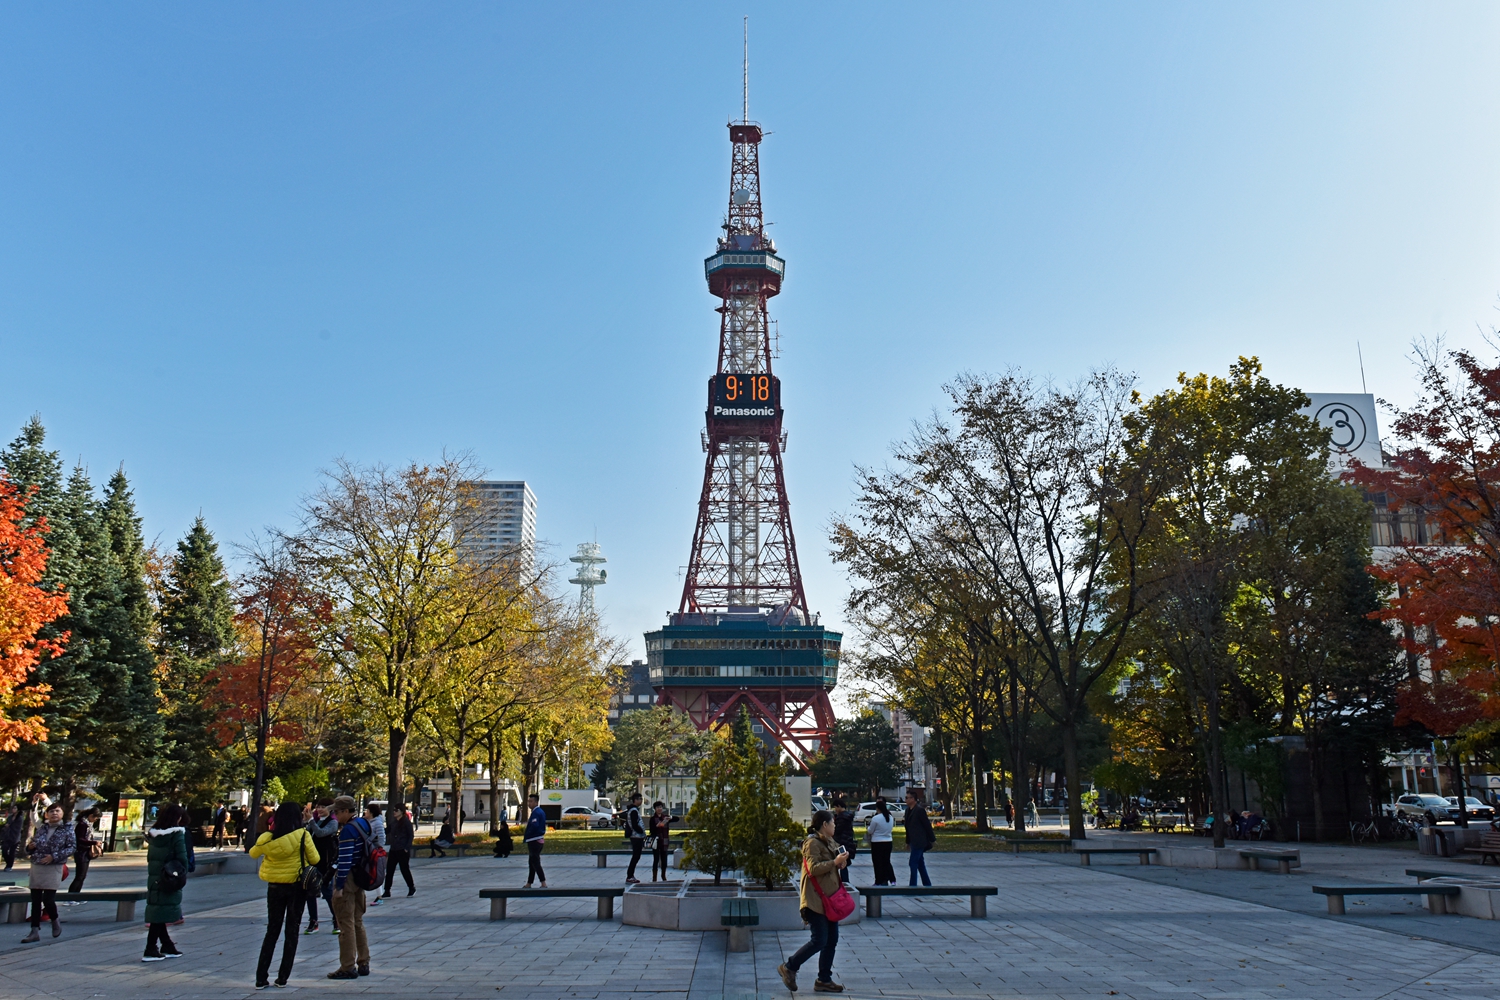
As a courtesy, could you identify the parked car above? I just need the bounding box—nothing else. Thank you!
[858,803,900,827]
[1394,793,1460,824]
[1445,796,1496,821]
[561,805,614,829]
[810,796,830,814]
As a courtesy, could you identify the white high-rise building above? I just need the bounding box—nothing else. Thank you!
[457,481,537,574]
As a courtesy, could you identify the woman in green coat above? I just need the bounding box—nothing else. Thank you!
[143,803,188,961]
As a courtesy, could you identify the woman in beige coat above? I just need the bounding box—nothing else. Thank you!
[777,809,849,993]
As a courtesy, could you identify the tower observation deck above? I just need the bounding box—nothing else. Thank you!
[644,117,840,769]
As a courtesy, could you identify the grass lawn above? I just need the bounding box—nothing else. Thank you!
[412,825,1067,855]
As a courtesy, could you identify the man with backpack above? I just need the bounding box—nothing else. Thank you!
[327,796,383,980]
[623,792,646,884]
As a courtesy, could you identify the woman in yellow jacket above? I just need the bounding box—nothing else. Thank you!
[778,809,849,994]
[250,802,319,989]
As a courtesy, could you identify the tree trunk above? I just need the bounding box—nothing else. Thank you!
[1205,688,1227,850]
[974,752,990,832]
[248,721,268,853]
[387,726,408,813]
[487,734,502,834]
[1453,752,1469,828]
[1063,719,1085,841]
[58,776,76,828]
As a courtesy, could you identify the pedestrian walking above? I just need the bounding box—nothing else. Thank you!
[382,806,415,897]
[649,801,674,882]
[831,797,856,884]
[303,801,339,935]
[1,802,25,870]
[492,812,512,858]
[20,803,73,943]
[867,797,896,885]
[903,791,934,887]
[250,802,318,989]
[211,802,228,849]
[69,808,103,892]
[623,792,646,884]
[777,809,849,994]
[364,805,386,907]
[142,804,188,961]
[522,793,548,888]
[326,796,371,980]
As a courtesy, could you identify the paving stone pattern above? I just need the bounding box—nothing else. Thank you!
[0,850,1495,999]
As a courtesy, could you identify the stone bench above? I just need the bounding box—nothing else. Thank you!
[1006,838,1070,854]
[1313,883,1460,916]
[1076,847,1157,866]
[1473,832,1500,865]
[858,885,997,918]
[479,886,625,921]
[721,896,759,951]
[1238,849,1299,874]
[425,842,483,858]
[190,851,237,876]
[5,888,148,923]
[592,850,637,868]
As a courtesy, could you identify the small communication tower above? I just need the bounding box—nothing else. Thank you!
[569,542,607,615]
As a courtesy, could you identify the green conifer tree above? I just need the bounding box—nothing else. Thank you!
[156,516,236,800]
[731,742,804,890]
[684,733,743,883]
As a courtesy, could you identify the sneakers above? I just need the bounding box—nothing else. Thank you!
[303,922,319,934]
[813,982,844,993]
[162,949,182,959]
[331,926,341,935]
[369,896,382,907]
[777,963,798,993]
[20,929,39,944]
[358,964,369,976]
[626,877,641,884]
[255,983,270,991]
[274,979,288,988]
[380,891,391,899]
[407,886,416,896]
[326,968,359,980]
[142,951,165,963]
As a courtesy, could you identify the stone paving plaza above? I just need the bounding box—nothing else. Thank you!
[0,841,1497,1000]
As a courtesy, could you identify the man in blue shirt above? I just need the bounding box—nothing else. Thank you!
[522,793,548,889]
[327,796,371,980]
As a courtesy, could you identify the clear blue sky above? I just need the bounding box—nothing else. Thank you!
[5,5,1500,678]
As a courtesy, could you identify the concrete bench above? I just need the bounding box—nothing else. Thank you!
[592,850,638,868]
[425,842,483,858]
[479,886,625,921]
[5,888,148,923]
[858,885,997,918]
[1238,849,1299,874]
[1313,883,1460,916]
[1076,847,1157,866]
[1473,831,1500,865]
[721,897,759,951]
[190,851,237,876]
[1407,868,1469,882]
[1006,838,1070,854]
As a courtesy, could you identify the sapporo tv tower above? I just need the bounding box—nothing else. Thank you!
[644,47,840,770]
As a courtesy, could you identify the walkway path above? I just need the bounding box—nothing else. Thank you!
[0,850,1494,999]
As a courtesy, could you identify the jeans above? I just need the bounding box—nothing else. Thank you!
[626,838,644,879]
[145,922,177,955]
[526,841,546,885]
[786,908,839,983]
[256,882,304,984]
[652,842,669,880]
[837,846,856,883]
[332,887,368,972]
[870,841,896,885]
[68,854,91,892]
[2,842,16,869]
[307,872,336,927]
[383,849,413,894]
[28,889,56,928]
[909,845,931,886]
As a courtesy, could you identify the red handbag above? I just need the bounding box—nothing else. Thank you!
[803,855,856,922]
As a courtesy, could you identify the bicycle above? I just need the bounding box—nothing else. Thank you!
[1349,819,1379,844]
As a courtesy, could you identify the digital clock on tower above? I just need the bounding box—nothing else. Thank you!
[709,373,780,418]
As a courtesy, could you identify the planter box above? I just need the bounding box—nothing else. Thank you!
[622,878,860,930]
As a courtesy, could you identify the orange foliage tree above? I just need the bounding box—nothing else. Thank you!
[1351,344,1500,751]
[0,473,68,752]
[208,538,330,831]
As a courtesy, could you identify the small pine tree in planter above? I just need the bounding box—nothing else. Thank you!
[731,740,804,890]
[684,735,742,884]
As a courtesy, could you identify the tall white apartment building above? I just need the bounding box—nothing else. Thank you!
[457,481,537,574]
[870,700,932,794]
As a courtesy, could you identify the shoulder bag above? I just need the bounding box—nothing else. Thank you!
[298,831,325,895]
[803,854,856,922]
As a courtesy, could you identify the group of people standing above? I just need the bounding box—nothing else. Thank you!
[621,792,675,884]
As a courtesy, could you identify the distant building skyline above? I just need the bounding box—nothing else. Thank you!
[457,480,537,575]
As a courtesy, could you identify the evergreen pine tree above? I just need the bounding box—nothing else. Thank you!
[731,743,804,890]
[156,516,236,799]
[683,734,743,883]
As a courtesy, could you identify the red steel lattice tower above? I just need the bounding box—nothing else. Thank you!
[645,110,840,769]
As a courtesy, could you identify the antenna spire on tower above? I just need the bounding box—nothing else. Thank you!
[742,17,749,123]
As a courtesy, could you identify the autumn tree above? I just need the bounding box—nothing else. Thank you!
[1352,342,1500,765]
[0,473,67,750]
[809,711,901,801]
[210,537,331,841]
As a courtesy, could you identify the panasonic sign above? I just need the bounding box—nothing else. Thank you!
[713,406,776,418]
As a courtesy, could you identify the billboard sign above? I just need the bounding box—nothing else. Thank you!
[1302,393,1381,473]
